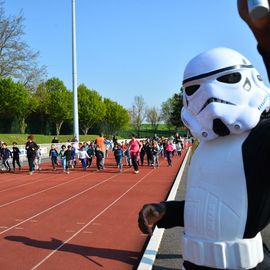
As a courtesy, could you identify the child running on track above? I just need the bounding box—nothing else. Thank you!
[114,143,124,172]
[1,143,11,172]
[129,134,142,174]
[49,144,58,171]
[164,140,174,167]
[59,145,67,172]
[95,145,104,171]
[34,145,42,171]
[77,145,89,171]
[12,142,21,171]
[87,143,95,168]
[64,145,73,174]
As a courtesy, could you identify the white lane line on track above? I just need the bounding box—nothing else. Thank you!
[0,166,124,208]
[30,169,154,270]
[0,166,100,194]
[0,169,130,235]
[0,178,50,193]
[0,176,89,208]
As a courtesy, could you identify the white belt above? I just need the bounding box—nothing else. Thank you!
[182,232,264,269]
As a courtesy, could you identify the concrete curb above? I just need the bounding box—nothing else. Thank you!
[137,147,191,270]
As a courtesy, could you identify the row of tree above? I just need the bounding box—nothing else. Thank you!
[0,77,131,136]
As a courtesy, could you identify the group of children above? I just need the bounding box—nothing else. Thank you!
[0,142,23,172]
[0,135,186,174]
[112,136,185,173]
[0,141,42,172]
[49,142,105,173]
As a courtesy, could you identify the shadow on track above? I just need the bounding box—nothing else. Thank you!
[5,235,140,268]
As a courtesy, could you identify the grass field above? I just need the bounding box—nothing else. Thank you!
[0,124,186,145]
[0,134,99,145]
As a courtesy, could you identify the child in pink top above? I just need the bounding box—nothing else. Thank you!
[129,134,141,173]
[164,140,174,166]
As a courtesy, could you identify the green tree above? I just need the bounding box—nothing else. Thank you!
[44,77,72,135]
[0,77,33,133]
[78,84,106,135]
[161,92,184,130]
[102,98,130,136]
[30,82,50,134]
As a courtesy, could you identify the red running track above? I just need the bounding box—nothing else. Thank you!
[0,149,187,270]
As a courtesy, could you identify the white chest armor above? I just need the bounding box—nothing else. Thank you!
[183,133,263,269]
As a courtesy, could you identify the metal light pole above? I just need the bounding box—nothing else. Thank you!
[72,0,79,142]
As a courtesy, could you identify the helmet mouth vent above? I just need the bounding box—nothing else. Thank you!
[213,119,230,136]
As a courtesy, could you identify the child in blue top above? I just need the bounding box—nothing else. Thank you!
[58,145,67,172]
[114,144,124,172]
[49,144,58,170]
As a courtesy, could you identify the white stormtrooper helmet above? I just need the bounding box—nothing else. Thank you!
[181,47,270,141]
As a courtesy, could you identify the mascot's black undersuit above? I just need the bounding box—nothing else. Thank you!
[156,48,270,270]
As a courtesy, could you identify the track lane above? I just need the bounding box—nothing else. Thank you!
[0,150,187,270]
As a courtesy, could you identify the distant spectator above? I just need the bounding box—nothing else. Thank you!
[51,136,59,143]
[71,136,78,143]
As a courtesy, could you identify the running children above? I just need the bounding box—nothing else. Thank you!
[77,145,89,170]
[25,135,38,175]
[114,144,124,172]
[1,143,11,172]
[58,145,67,172]
[151,141,160,168]
[64,145,73,174]
[129,134,142,174]
[86,143,95,168]
[95,145,104,171]
[164,140,174,167]
[34,145,42,171]
[12,142,21,171]
[49,144,58,171]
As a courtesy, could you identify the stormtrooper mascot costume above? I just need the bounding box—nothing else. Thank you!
[139,47,270,270]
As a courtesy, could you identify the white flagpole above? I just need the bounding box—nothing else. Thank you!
[72,0,79,142]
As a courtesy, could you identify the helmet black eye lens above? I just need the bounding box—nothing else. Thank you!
[185,85,200,96]
[217,72,241,84]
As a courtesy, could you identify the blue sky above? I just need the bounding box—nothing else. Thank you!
[5,0,269,109]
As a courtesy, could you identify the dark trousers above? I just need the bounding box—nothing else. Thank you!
[140,152,145,165]
[51,157,58,169]
[166,151,172,166]
[88,157,93,167]
[96,157,103,170]
[3,159,10,171]
[13,157,21,169]
[27,156,35,172]
[131,152,139,171]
